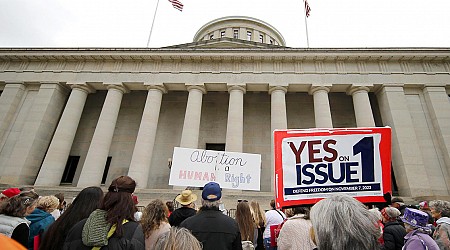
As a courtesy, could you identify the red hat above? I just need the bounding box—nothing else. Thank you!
[132,195,139,205]
[1,188,20,198]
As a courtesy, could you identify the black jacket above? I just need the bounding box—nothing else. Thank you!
[180,208,242,250]
[168,206,197,227]
[381,221,407,250]
[63,218,145,250]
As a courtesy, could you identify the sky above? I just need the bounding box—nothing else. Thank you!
[0,0,449,49]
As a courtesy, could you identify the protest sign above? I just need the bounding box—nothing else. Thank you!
[274,127,391,207]
[169,147,261,190]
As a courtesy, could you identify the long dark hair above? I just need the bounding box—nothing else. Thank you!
[235,201,256,242]
[102,176,137,237]
[39,186,104,250]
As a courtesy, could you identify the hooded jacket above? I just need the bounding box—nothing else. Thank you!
[433,217,450,250]
[168,206,196,227]
[26,208,55,249]
[63,209,145,250]
[380,221,406,250]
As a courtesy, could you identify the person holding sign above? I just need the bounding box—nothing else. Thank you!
[309,194,381,250]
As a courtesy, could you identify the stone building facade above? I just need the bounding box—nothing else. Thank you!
[0,16,449,200]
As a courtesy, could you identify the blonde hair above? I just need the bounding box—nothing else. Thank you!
[250,200,266,228]
[37,195,59,212]
[154,227,202,250]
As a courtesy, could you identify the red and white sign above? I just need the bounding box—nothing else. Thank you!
[274,127,391,208]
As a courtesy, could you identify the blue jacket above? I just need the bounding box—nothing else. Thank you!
[26,208,55,249]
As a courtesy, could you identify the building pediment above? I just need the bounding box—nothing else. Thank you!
[164,37,287,49]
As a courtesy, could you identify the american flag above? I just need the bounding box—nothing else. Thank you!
[168,0,183,11]
[304,0,311,17]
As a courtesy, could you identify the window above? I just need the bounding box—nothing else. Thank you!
[206,143,225,151]
[233,29,239,39]
[61,156,80,184]
[259,34,264,43]
[101,156,112,185]
[247,31,252,41]
[220,31,225,38]
[270,39,273,45]
[209,34,214,40]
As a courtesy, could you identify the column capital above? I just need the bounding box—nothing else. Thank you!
[186,85,207,94]
[145,84,167,94]
[346,85,371,96]
[68,83,96,94]
[268,86,287,95]
[105,83,129,93]
[309,85,331,95]
[227,85,246,94]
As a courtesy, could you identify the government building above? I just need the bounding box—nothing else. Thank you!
[0,16,449,201]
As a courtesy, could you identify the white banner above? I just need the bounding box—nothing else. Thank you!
[169,147,261,190]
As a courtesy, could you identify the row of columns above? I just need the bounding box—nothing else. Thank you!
[33,83,376,188]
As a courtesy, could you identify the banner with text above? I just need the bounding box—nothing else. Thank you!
[169,147,261,190]
[274,127,391,207]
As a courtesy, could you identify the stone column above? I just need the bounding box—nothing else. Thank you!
[347,86,375,127]
[35,83,94,186]
[269,86,288,192]
[77,84,128,187]
[179,85,206,149]
[376,85,432,197]
[225,85,246,152]
[0,83,25,144]
[422,86,450,178]
[128,84,167,188]
[310,86,333,128]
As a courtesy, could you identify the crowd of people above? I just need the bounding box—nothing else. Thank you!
[1,176,450,250]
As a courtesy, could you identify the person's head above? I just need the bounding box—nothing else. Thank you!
[419,201,430,211]
[236,200,255,241]
[291,206,310,219]
[54,193,65,210]
[249,200,266,228]
[310,194,380,250]
[166,201,174,213]
[175,190,197,207]
[429,200,450,220]
[0,188,21,201]
[401,208,430,233]
[201,182,221,210]
[381,207,401,223]
[391,197,404,209]
[102,176,137,236]
[141,199,169,237]
[270,199,276,209]
[0,191,39,217]
[39,186,104,250]
[36,195,59,213]
[154,227,202,250]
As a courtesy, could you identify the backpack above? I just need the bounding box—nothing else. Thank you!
[242,240,255,250]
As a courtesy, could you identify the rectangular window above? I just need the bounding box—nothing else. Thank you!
[209,34,214,40]
[220,31,225,38]
[101,156,112,185]
[247,31,252,41]
[233,30,239,39]
[61,156,80,184]
[270,39,273,44]
[259,34,264,43]
[206,143,225,151]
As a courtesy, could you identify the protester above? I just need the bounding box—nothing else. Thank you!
[180,182,241,250]
[391,197,406,215]
[165,201,174,218]
[63,176,145,249]
[0,188,21,203]
[235,200,257,248]
[0,191,39,247]
[263,199,285,250]
[310,194,380,250]
[401,208,439,250]
[430,200,450,249]
[40,186,104,250]
[277,206,316,250]
[154,227,202,250]
[249,200,265,250]
[168,190,197,227]
[26,195,59,248]
[369,208,384,244]
[141,199,171,250]
[51,193,65,220]
[380,207,406,250]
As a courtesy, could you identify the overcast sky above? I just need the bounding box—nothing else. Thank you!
[1,0,449,48]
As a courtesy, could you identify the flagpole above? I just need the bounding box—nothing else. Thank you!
[146,0,161,47]
[303,1,310,48]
